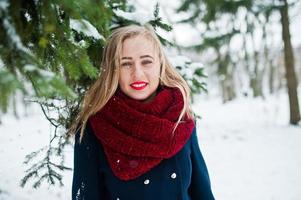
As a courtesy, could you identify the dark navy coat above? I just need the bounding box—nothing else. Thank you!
[72,123,215,200]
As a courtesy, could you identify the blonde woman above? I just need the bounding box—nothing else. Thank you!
[70,24,215,200]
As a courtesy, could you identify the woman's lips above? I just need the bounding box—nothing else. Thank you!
[130,82,148,90]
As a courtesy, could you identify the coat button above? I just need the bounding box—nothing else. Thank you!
[171,173,177,179]
[144,179,150,185]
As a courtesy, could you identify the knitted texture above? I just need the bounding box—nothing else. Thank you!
[88,86,195,180]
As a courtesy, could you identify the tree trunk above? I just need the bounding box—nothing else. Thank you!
[250,26,264,98]
[262,16,275,95]
[268,60,275,94]
[216,49,236,103]
[250,50,263,97]
[280,0,301,124]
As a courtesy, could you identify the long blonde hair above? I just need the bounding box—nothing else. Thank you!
[68,24,193,142]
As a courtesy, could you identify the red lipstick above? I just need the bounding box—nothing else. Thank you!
[130,81,148,90]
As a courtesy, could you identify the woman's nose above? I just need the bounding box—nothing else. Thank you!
[132,63,144,78]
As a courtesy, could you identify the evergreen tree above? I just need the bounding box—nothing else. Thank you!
[0,0,123,188]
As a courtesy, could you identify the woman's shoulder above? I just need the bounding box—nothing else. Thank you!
[74,122,102,158]
[186,121,197,145]
[75,122,97,143]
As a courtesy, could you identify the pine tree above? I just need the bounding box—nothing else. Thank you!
[0,0,121,188]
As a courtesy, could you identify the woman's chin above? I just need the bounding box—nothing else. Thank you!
[127,91,156,102]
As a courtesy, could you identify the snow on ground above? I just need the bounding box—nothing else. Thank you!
[193,92,301,200]
[0,91,301,200]
[0,104,73,200]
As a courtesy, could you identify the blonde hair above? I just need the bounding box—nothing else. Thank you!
[68,24,193,142]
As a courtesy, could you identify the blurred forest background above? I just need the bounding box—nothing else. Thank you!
[0,0,300,199]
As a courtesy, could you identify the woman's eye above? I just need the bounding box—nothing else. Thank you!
[121,62,132,67]
[142,60,153,65]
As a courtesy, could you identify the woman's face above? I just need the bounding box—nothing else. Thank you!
[118,35,161,102]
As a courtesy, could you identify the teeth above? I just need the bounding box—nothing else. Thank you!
[132,83,146,87]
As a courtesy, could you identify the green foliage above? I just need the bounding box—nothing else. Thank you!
[0,0,119,189]
[172,56,208,101]
[149,3,173,47]
[0,67,23,112]
[20,142,72,188]
[177,0,253,24]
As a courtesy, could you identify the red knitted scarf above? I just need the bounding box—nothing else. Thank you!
[88,86,195,181]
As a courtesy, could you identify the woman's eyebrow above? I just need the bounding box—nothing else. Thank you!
[121,57,132,60]
[140,55,154,59]
[121,55,154,60]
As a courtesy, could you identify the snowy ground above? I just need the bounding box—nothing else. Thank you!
[0,91,301,200]
[193,92,301,200]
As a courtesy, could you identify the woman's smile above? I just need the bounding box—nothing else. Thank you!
[130,81,148,90]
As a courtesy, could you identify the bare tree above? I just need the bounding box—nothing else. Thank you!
[279,0,300,124]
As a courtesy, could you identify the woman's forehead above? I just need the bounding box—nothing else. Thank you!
[121,35,158,58]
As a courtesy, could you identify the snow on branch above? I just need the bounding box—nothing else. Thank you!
[70,19,104,40]
[114,9,154,25]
